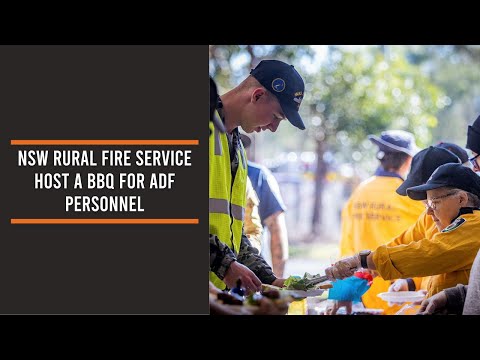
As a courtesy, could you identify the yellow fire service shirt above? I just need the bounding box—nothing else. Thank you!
[373,209,480,297]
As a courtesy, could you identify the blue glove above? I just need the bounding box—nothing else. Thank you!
[328,276,370,302]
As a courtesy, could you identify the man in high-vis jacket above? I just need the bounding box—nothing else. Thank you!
[210,60,306,293]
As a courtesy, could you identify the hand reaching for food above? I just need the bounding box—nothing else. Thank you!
[325,255,360,281]
[223,261,262,295]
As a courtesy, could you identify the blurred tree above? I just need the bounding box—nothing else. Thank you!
[209,45,314,92]
[307,46,444,236]
[453,45,480,62]
[404,45,480,145]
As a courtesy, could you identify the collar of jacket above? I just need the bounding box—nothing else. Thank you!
[374,167,404,180]
[451,207,480,223]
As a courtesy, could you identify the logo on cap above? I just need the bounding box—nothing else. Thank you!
[272,78,285,92]
[293,91,303,109]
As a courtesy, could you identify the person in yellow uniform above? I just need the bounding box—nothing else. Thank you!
[386,145,468,297]
[385,139,472,297]
[414,114,480,315]
[338,130,424,314]
[330,146,461,314]
[326,163,480,299]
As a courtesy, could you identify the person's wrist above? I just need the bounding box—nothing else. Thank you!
[358,250,371,268]
[221,259,237,279]
[406,278,416,291]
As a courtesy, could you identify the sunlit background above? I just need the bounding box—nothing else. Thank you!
[210,45,480,275]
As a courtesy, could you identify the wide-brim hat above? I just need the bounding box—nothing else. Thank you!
[368,130,419,157]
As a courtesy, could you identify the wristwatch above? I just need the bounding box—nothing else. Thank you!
[359,250,371,269]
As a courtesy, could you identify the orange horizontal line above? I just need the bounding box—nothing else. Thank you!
[11,219,199,225]
[10,140,199,145]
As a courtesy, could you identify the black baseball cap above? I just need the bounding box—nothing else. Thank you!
[250,60,306,130]
[406,163,480,200]
[368,130,419,157]
[396,146,461,196]
[466,114,480,155]
[435,142,468,164]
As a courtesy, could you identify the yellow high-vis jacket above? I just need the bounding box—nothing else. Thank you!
[373,209,480,297]
[209,123,247,289]
[339,175,425,313]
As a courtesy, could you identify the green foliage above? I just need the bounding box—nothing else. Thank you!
[306,47,443,166]
[403,45,480,145]
[209,45,314,92]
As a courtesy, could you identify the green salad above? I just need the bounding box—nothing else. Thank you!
[284,273,322,291]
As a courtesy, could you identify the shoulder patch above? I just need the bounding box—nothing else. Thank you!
[441,217,466,233]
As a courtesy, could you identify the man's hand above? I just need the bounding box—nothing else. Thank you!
[417,291,448,315]
[223,261,262,295]
[325,255,360,281]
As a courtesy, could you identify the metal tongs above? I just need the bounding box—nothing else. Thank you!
[303,274,329,288]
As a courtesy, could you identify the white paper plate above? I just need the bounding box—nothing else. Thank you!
[377,291,426,303]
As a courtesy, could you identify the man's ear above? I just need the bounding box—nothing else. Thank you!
[460,191,469,206]
[251,88,266,103]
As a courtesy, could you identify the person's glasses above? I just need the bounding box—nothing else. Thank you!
[469,154,480,171]
[425,191,459,210]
